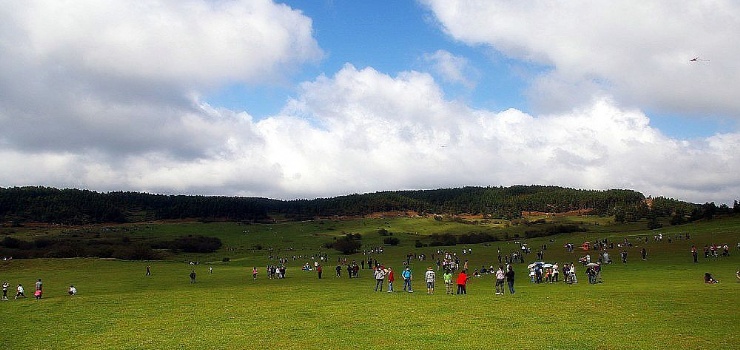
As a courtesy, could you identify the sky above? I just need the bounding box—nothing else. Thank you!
[1,0,739,205]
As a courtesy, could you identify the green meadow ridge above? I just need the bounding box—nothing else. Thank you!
[1,185,730,225]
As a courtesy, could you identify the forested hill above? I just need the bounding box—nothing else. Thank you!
[0,185,717,225]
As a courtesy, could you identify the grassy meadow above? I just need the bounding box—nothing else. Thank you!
[1,215,739,349]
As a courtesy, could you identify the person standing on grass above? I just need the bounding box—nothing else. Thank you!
[425,267,436,294]
[443,269,453,295]
[402,267,413,293]
[505,265,515,294]
[146,265,151,276]
[495,265,505,295]
[374,266,386,292]
[189,270,196,284]
[34,279,42,300]
[317,265,323,279]
[2,281,9,300]
[641,248,647,261]
[387,267,395,292]
[691,246,698,263]
[252,267,258,280]
[456,269,468,295]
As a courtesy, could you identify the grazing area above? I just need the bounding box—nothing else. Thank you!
[1,215,738,349]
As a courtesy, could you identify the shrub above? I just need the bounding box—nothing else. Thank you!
[332,237,361,254]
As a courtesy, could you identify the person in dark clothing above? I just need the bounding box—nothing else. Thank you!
[505,265,515,294]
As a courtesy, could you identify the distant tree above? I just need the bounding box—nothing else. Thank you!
[647,215,663,230]
[331,234,362,254]
[702,202,717,220]
[614,208,626,223]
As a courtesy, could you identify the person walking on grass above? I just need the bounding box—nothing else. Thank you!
[443,269,453,295]
[15,284,25,299]
[374,266,386,292]
[425,267,436,294]
[505,265,515,294]
[387,267,395,292]
[402,267,413,293]
[456,269,469,295]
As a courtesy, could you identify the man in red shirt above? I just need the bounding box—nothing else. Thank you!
[456,270,468,294]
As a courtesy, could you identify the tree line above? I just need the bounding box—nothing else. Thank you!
[1,185,736,226]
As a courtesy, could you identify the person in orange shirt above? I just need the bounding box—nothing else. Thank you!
[456,270,468,295]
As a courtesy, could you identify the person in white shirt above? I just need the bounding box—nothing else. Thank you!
[15,284,25,299]
[425,267,436,294]
[495,266,506,295]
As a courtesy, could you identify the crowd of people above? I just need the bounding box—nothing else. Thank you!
[4,236,735,302]
[364,263,517,296]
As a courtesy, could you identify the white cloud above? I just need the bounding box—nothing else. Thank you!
[1,63,738,203]
[264,66,740,203]
[421,0,740,118]
[2,0,321,86]
[0,0,321,157]
[422,50,477,88]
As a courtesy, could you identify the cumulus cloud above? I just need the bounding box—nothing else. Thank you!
[422,50,477,88]
[0,0,321,157]
[265,65,740,203]
[421,0,740,118]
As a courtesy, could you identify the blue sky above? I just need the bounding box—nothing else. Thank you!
[208,0,533,121]
[1,0,738,204]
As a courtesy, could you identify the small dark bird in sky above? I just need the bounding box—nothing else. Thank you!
[690,57,709,62]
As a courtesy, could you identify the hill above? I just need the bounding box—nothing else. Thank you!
[2,185,725,226]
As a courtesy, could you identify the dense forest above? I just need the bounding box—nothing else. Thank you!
[0,185,736,226]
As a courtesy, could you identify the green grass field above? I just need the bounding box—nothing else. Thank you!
[1,216,738,349]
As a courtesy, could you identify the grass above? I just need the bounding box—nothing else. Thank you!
[1,216,739,349]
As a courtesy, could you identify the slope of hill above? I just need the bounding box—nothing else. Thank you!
[0,185,724,226]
